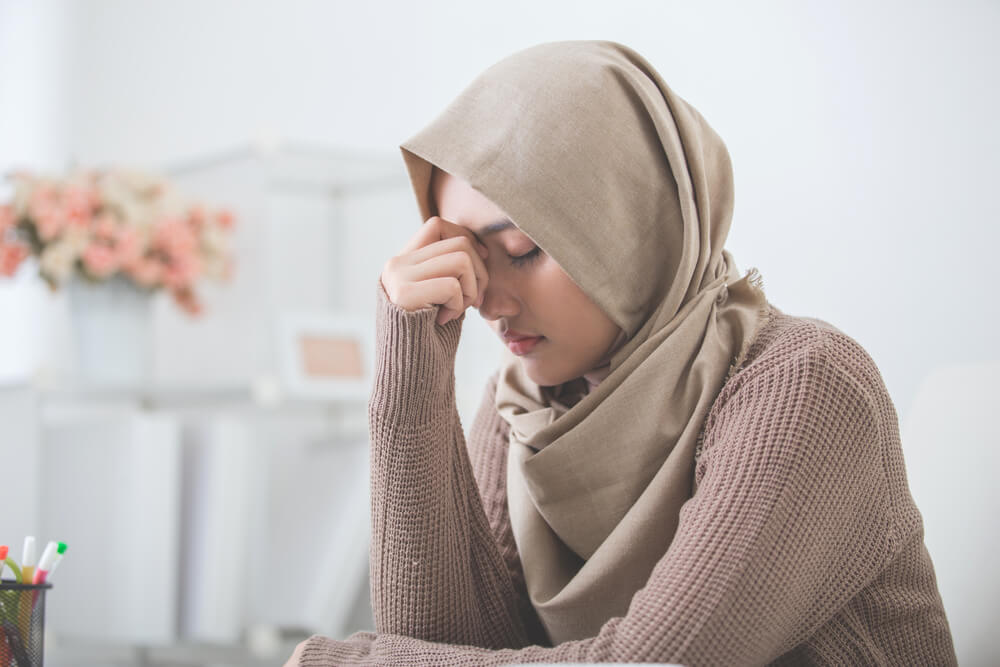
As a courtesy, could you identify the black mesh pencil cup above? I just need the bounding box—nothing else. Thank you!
[0,582,51,667]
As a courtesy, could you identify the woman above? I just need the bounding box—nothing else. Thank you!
[289,40,956,665]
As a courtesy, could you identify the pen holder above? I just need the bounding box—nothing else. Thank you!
[0,581,51,667]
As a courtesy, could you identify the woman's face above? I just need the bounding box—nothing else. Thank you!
[430,168,622,387]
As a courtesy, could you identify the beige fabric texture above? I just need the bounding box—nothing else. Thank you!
[297,39,956,666]
[399,40,769,642]
[300,285,957,665]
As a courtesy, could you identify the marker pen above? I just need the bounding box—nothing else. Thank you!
[32,542,59,585]
[20,537,36,586]
[47,542,68,578]
[17,538,37,653]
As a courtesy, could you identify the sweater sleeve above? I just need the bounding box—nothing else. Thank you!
[363,279,530,648]
[463,371,550,648]
[300,323,910,666]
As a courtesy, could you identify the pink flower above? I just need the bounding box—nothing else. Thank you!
[2,167,235,316]
[127,257,163,287]
[187,204,206,229]
[171,286,202,316]
[92,212,117,240]
[115,226,143,266]
[63,185,98,229]
[154,216,198,257]
[153,216,203,288]
[27,185,58,217]
[0,242,30,277]
[27,186,62,238]
[34,210,67,242]
[162,254,200,289]
[215,209,235,229]
[82,242,118,278]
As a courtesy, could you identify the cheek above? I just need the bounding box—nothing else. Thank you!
[537,264,617,349]
[533,264,591,335]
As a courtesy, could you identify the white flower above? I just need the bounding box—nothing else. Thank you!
[39,230,86,284]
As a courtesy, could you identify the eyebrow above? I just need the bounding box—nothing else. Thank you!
[472,217,516,241]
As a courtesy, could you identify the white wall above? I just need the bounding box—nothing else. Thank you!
[0,0,76,578]
[16,0,997,414]
[0,0,76,381]
[2,0,996,662]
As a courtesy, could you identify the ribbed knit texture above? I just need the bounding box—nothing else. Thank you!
[300,283,957,666]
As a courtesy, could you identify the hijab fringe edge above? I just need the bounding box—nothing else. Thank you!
[693,266,771,475]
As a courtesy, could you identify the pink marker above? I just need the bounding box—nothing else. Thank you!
[32,542,59,585]
[32,541,65,607]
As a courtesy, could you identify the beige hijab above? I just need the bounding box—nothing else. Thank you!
[399,40,769,644]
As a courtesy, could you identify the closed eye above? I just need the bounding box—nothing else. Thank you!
[509,246,542,267]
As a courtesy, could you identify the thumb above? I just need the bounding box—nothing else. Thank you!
[436,305,459,326]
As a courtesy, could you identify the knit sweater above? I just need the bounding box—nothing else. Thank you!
[299,283,956,666]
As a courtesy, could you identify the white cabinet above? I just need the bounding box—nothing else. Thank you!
[0,141,495,661]
[7,383,372,652]
[40,404,181,644]
[13,143,409,648]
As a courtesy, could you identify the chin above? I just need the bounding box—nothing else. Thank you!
[521,360,572,388]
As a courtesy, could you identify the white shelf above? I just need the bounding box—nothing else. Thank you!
[2,140,396,653]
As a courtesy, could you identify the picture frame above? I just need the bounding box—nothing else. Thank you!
[275,312,373,401]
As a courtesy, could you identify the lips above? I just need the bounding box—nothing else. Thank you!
[502,329,545,356]
[502,329,541,343]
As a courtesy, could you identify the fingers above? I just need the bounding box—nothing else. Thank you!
[401,251,480,312]
[395,276,464,325]
[383,216,491,323]
[407,235,489,302]
[400,216,484,255]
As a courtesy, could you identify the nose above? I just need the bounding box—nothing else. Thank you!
[477,279,521,322]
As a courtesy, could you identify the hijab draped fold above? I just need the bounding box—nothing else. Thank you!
[399,40,768,644]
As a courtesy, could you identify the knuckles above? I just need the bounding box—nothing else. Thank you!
[382,218,486,312]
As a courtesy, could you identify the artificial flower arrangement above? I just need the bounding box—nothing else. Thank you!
[0,167,235,315]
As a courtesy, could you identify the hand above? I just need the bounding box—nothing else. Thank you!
[380,216,490,326]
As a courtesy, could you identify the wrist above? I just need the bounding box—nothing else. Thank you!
[371,279,464,426]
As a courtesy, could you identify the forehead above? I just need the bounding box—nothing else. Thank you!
[431,168,496,222]
[430,168,513,225]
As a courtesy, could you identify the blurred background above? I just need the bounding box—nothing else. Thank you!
[0,1,996,665]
